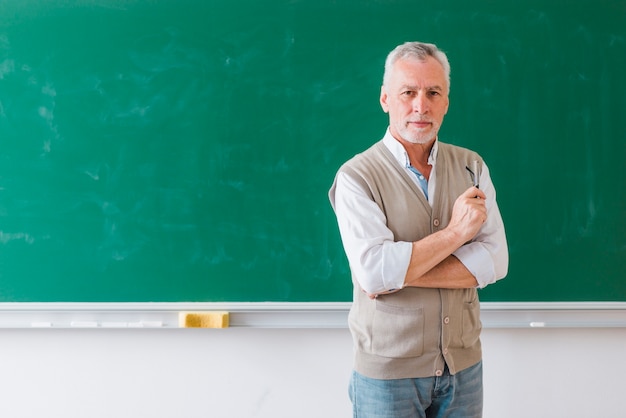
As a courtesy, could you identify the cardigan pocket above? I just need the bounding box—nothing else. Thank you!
[371,301,424,358]
[461,300,481,348]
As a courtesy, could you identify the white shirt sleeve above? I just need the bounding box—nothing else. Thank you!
[331,171,412,294]
[452,162,509,288]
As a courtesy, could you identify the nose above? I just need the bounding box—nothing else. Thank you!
[412,91,429,114]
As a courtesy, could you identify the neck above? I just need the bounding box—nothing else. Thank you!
[398,138,435,168]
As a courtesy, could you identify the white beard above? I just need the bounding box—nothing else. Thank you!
[397,122,438,144]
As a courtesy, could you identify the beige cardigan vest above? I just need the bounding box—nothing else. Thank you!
[333,140,484,379]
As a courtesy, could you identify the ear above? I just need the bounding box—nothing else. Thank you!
[380,85,389,113]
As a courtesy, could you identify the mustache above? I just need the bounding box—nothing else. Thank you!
[407,118,433,123]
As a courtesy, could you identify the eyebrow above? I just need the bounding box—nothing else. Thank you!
[400,84,444,92]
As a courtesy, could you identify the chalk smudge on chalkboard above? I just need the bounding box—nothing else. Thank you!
[0,57,14,119]
[0,231,35,245]
[36,82,59,154]
[0,59,14,79]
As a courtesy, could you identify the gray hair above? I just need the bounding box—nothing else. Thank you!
[382,42,451,91]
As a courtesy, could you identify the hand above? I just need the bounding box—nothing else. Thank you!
[448,186,487,243]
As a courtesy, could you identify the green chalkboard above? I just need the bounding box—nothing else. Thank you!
[0,0,624,302]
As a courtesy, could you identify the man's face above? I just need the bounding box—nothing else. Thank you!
[380,56,450,145]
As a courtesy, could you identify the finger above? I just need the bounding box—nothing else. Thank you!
[462,186,486,200]
[472,187,486,200]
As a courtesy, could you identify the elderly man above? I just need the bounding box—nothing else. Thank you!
[329,41,508,417]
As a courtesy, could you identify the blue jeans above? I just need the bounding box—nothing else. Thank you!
[349,361,483,418]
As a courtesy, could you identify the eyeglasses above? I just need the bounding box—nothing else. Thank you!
[465,160,480,189]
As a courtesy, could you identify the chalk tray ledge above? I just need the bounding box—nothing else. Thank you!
[0,302,624,329]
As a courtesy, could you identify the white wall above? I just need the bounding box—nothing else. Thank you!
[0,327,624,418]
[482,328,626,418]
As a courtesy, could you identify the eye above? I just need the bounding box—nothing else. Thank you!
[428,90,440,97]
[401,90,416,97]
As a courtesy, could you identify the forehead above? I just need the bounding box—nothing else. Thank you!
[389,56,448,91]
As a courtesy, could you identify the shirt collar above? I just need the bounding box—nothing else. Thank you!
[382,128,439,168]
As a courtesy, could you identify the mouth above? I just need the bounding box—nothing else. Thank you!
[407,120,432,129]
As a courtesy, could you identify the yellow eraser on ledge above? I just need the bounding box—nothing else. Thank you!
[179,312,230,328]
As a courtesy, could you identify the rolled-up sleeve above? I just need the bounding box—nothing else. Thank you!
[452,162,508,288]
[329,171,411,294]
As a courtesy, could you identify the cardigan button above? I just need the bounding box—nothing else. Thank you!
[435,369,443,377]
[433,219,440,227]
[443,316,450,324]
